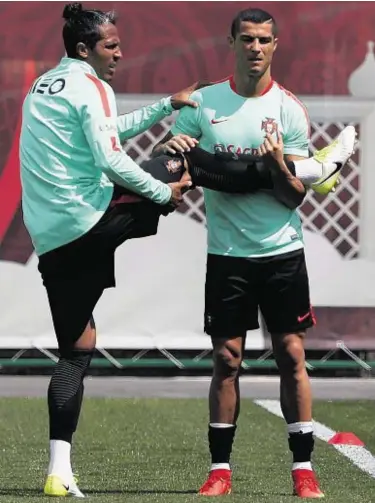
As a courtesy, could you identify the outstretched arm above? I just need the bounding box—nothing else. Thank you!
[117,99,175,143]
[117,81,211,142]
[80,75,191,208]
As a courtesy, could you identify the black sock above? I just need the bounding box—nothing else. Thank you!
[288,432,314,463]
[48,349,93,443]
[253,156,296,188]
[192,148,297,192]
[208,425,237,465]
[185,148,262,193]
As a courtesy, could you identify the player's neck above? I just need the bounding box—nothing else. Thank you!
[232,70,273,98]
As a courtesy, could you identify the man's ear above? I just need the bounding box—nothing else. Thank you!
[76,42,89,59]
[228,35,235,51]
[273,37,278,53]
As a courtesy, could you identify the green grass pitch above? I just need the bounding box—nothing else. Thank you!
[0,398,374,502]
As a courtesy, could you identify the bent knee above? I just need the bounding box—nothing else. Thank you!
[73,317,96,351]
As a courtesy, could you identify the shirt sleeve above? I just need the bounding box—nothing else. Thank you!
[117,97,174,142]
[170,91,202,138]
[77,74,171,205]
[282,96,310,158]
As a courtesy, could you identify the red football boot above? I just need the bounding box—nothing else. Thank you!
[292,469,324,498]
[198,469,232,496]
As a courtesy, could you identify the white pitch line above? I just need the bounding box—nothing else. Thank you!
[255,399,375,478]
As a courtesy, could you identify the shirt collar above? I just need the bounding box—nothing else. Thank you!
[60,57,98,77]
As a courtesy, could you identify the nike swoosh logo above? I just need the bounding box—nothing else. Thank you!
[297,312,311,323]
[211,118,229,124]
[62,484,70,491]
[317,163,342,184]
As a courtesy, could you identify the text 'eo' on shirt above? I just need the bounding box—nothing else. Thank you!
[20,57,173,256]
[171,77,310,258]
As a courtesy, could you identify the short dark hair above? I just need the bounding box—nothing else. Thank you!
[230,8,278,38]
[62,3,117,58]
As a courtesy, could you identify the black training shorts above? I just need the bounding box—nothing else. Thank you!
[204,249,315,337]
[37,154,185,352]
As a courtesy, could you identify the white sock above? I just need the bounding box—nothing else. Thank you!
[209,423,233,472]
[211,463,231,471]
[287,422,314,435]
[292,461,313,471]
[48,440,73,482]
[293,158,325,185]
[210,423,234,428]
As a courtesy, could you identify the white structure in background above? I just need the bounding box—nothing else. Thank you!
[348,41,375,98]
[1,43,375,354]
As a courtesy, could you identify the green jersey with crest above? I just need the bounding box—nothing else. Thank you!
[171,76,310,258]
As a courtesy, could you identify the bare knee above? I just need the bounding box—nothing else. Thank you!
[212,338,243,382]
[272,333,306,377]
[73,317,96,351]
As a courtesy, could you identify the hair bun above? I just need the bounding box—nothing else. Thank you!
[62,3,83,21]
